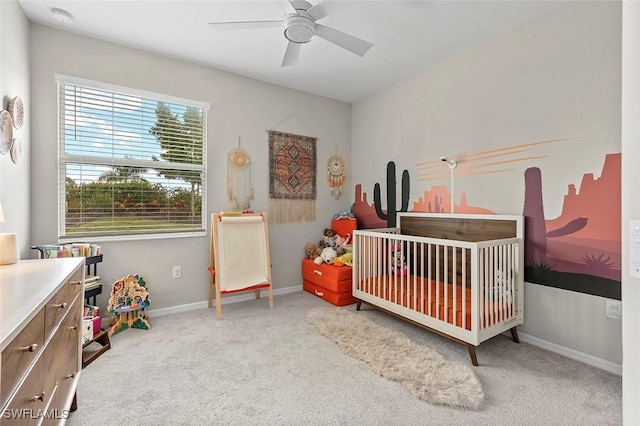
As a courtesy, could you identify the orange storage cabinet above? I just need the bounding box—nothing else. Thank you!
[302,259,356,306]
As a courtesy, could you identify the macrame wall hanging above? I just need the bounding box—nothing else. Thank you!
[327,147,346,199]
[227,138,254,211]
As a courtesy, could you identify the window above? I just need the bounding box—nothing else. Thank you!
[57,75,209,240]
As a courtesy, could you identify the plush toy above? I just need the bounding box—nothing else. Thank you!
[334,252,353,267]
[335,233,350,248]
[314,246,337,265]
[304,243,322,260]
[391,243,407,276]
[319,228,337,248]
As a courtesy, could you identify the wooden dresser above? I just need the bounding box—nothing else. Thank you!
[0,258,84,425]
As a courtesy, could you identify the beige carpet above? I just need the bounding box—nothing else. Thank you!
[307,307,484,409]
[68,291,622,425]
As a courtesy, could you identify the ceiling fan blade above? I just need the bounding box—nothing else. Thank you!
[306,1,353,21]
[281,42,301,67]
[314,24,373,57]
[209,20,283,31]
[273,0,297,15]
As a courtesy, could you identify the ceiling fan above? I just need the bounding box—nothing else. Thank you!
[209,0,374,67]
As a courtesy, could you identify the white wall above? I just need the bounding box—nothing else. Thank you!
[29,25,352,310]
[621,1,640,422]
[0,0,30,258]
[351,2,622,365]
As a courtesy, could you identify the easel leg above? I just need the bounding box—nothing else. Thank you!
[215,283,222,320]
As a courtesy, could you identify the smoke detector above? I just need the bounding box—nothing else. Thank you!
[51,8,74,24]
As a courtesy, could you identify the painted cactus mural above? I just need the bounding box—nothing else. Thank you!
[373,161,410,228]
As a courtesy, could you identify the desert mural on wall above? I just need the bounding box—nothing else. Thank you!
[352,140,621,300]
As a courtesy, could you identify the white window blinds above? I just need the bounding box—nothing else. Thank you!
[57,75,208,240]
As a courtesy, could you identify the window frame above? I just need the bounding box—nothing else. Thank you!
[56,74,209,242]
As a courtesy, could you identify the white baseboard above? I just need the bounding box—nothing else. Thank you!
[518,331,622,376]
[145,285,302,318]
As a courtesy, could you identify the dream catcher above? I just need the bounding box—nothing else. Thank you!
[327,149,346,199]
[227,138,254,211]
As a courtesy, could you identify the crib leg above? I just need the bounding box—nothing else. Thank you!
[467,345,479,366]
[510,327,520,343]
[356,300,362,311]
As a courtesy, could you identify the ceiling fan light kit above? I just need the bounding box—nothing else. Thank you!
[284,12,314,44]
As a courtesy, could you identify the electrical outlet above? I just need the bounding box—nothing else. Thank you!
[172,266,181,279]
[605,300,622,320]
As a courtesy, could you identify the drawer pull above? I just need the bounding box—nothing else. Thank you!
[20,343,38,352]
[313,270,323,276]
[314,290,324,297]
[65,373,76,379]
[54,302,68,309]
[69,324,78,331]
[70,280,83,286]
[31,392,45,402]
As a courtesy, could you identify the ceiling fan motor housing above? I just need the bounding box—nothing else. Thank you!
[284,11,314,43]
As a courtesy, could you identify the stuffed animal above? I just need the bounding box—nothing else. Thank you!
[335,233,350,248]
[391,243,407,276]
[314,246,337,265]
[304,243,322,260]
[319,228,337,249]
[334,233,351,256]
[334,252,353,267]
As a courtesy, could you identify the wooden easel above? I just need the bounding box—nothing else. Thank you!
[208,212,274,320]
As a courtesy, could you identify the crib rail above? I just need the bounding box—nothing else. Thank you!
[352,228,523,346]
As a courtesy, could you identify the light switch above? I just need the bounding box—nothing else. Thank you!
[630,221,640,278]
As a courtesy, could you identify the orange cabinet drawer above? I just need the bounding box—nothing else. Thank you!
[302,259,351,285]
[303,280,357,306]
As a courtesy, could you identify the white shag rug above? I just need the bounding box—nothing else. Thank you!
[307,307,485,410]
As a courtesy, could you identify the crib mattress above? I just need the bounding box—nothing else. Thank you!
[357,275,476,330]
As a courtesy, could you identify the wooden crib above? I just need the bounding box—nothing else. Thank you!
[352,213,524,365]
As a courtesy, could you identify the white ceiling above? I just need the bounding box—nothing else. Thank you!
[18,0,564,103]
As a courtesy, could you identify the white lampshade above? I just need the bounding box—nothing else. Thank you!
[0,233,19,265]
[0,202,20,265]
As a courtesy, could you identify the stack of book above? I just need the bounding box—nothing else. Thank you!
[84,275,102,291]
[38,243,101,259]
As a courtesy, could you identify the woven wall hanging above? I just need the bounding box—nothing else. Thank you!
[268,130,317,223]
[327,151,346,199]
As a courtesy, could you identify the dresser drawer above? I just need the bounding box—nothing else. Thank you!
[67,268,84,302]
[40,380,74,425]
[1,310,45,407]
[2,354,47,426]
[48,296,82,383]
[45,284,71,338]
